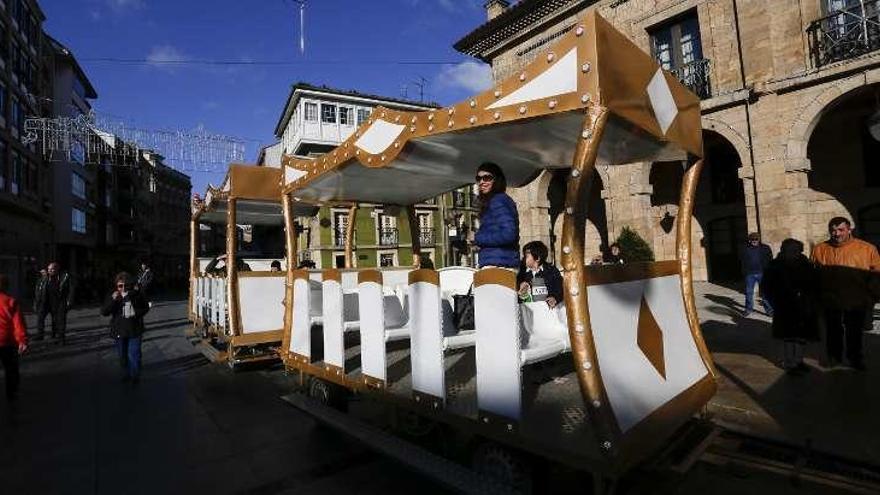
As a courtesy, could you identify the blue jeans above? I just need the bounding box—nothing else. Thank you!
[744,273,772,313]
[116,336,142,379]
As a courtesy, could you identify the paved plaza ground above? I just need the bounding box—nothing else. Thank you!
[0,283,876,494]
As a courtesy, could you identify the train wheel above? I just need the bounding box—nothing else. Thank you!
[307,377,347,410]
[395,408,436,438]
[472,441,533,494]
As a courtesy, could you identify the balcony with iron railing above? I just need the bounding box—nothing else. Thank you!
[377,227,399,247]
[669,58,712,100]
[333,229,356,248]
[419,227,436,245]
[807,4,880,68]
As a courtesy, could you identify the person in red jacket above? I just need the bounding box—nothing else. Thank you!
[0,274,28,401]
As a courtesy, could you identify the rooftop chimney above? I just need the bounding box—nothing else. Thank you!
[484,0,510,21]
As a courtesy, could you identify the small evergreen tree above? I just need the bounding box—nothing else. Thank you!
[616,226,654,262]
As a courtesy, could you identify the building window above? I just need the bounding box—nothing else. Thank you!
[10,150,19,194]
[0,140,5,189]
[72,208,87,234]
[321,104,337,124]
[649,12,710,99]
[357,108,371,126]
[0,84,6,123]
[72,172,86,199]
[10,97,21,131]
[304,102,318,121]
[339,106,352,126]
[378,251,397,267]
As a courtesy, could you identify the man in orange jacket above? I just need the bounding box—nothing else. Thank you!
[0,274,28,401]
[811,217,880,370]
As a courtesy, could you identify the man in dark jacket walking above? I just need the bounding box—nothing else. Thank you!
[34,262,75,344]
[101,272,150,383]
[739,232,773,317]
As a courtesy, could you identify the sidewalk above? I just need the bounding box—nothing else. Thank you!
[694,282,880,464]
[0,302,446,495]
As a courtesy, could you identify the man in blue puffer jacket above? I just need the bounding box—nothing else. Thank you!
[473,162,520,268]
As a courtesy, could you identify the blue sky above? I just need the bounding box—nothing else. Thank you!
[41,0,493,194]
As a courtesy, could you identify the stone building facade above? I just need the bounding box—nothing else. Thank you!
[456,0,880,282]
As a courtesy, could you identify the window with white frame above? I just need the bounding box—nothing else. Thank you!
[321,104,337,124]
[304,102,318,121]
[378,250,397,267]
[339,106,353,126]
[71,172,86,199]
[72,208,86,234]
[357,108,371,126]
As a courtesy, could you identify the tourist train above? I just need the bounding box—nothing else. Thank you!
[189,11,716,487]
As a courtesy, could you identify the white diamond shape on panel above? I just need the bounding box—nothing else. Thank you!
[284,165,306,184]
[486,48,578,110]
[355,119,406,155]
[646,68,678,135]
[587,275,708,432]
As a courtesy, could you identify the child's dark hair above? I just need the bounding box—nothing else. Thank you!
[522,240,549,265]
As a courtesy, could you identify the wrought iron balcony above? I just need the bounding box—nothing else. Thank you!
[669,59,712,100]
[377,227,399,246]
[419,227,436,245]
[333,229,355,248]
[807,5,880,68]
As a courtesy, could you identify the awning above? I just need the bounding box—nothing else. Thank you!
[280,11,702,206]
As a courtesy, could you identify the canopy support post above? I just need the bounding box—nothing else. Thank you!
[282,193,298,357]
[677,159,716,377]
[189,215,199,317]
[407,206,421,267]
[226,197,241,340]
[559,106,619,457]
[344,204,358,268]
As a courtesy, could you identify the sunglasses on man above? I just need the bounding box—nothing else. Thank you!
[475,174,495,183]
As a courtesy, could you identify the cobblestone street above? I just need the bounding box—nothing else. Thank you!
[0,284,876,494]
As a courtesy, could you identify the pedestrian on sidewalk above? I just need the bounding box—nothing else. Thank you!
[33,262,75,344]
[738,232,773,317]
[0,274,28,402]
[101,272,150,384]
[811,217,880,370]
[136,260,155,305]
[761,239,819,374]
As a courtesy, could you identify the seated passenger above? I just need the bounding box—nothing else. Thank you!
[516,241,563,308]
[203,254,251,275]
[270,260,282,272]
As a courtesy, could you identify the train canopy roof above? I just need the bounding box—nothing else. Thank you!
[195,164,317,225]
[280,11,702,206]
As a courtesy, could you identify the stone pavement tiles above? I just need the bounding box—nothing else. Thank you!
[695,282,880,465]
[0,302,447,495]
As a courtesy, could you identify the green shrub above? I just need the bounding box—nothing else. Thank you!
[616,226,654,262]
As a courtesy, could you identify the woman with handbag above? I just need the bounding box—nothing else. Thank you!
[473,162,520,269]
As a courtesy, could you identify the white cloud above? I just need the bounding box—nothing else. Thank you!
[107,0,144,10]
[146,45,188,71]
[436,60,494,93]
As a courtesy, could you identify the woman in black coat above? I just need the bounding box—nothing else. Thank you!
[100,272,150,383]
[761,238,819,374]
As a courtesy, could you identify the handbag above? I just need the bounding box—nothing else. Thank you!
[452,285,475,330]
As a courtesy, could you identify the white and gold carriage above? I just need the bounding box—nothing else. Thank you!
[274,11,716,479]
[189,164,317,365]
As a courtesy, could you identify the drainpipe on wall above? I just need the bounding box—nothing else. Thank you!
[731,0,762,235]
